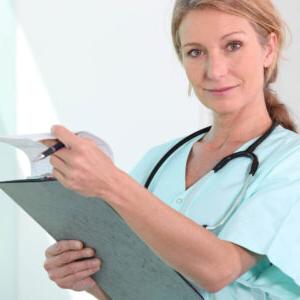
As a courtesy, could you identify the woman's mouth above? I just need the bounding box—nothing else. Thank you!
[205,85,239,96]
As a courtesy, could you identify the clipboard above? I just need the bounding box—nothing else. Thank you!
[0,178,203,300]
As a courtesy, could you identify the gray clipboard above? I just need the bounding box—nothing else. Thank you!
[0,179,203,300]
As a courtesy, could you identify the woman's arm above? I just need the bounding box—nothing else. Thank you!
[50,126,260,293]
[102,170,260,292]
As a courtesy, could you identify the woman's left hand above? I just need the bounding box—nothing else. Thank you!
[49,125,117,198]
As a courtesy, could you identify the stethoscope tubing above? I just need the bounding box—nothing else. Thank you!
[145,122,278,191]
[143,122,278,299]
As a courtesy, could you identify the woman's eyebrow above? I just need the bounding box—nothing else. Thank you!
[221,30,246,40]
[182,30,246,48]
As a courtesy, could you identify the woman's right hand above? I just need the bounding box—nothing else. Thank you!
[44,240,109,299]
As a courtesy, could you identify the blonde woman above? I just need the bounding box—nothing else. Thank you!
[43,1,300,299]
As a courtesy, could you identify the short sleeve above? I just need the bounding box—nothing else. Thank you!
[218,149,300,298]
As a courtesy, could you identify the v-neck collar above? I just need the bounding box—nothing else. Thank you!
[181,127,278,192]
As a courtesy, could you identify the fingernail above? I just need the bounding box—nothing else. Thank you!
[86,249,94,256]
[94,263,101,270]
[76,241,83,249]
[93,260,100,267]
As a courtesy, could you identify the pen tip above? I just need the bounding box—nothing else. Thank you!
[33,154,45,162]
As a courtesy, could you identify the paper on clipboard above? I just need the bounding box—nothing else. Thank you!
[0,132,113,179]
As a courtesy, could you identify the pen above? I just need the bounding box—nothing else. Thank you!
[33,141,65,162]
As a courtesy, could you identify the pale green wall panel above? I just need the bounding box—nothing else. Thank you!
[0,0,17,299]
[0,0,15,130]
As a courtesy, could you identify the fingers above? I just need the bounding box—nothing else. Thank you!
[50,155,69,174]
[51,125,81,149]
[45,247,95,268]
[44,240,102,292]
[52,168,71,189]
[40,139,59,147]
[47,257,101,280]
[56,266,100,289]
[45,240,83,258]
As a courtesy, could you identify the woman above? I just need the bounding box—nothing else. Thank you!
[43,0,300,299]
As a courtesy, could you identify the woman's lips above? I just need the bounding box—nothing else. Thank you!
[205,85,239,95]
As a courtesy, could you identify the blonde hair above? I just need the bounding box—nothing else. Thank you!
[172,0,297,132]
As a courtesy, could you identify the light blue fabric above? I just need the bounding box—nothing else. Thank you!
[129,124,300,299]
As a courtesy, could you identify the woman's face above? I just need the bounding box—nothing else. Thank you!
[179,8,276,115]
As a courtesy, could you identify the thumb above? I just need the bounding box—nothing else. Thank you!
[51,125,81,149]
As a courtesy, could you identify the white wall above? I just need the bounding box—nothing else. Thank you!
[15,0,208,171]
[14,1,205,300]
[3,0,300,299]
[273,0,300,122]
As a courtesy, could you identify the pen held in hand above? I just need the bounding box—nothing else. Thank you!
[33,141,65,162]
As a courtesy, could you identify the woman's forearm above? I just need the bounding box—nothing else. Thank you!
[100,169,241,292]
[87,285,111,300]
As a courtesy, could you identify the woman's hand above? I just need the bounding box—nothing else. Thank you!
[44,240,100,291]
[44,240,110,299]
[49,125,119,198]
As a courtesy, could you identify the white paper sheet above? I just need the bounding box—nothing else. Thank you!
[0,132,113,178]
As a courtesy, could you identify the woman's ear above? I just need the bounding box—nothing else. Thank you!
[263,32,278,68]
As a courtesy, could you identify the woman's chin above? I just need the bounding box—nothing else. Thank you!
[204,101,242,116]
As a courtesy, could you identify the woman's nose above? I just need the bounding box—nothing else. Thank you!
[205,53,228,80]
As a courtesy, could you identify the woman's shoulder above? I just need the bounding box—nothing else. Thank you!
[250,124,300,187]
[259,124,300,167]
[275,124,300,147]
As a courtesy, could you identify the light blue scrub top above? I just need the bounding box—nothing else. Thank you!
[129,124,300,300]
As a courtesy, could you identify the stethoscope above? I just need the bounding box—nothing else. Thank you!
[143,121,278,299]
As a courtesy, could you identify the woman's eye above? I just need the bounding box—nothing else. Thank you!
[187,49,203,57]
[227,41,242,52]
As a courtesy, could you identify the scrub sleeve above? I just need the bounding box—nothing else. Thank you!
[218,147,300,298]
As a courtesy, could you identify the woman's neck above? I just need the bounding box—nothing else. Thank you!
[203,104,272,149]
